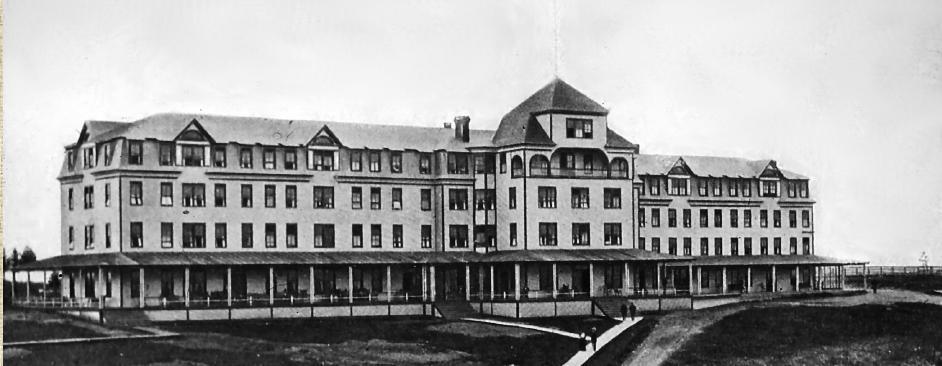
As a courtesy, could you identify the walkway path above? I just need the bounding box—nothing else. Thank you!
[3,326,179,347]
[459,317,580,338]
[563,317,644,366]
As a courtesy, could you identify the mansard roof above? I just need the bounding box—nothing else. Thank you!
[79,113,495,152]
[492,78,610,147]
[636,154,807,179]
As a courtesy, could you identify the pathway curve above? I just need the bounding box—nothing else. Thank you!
[3,326,179,347]
[563,317,645,366]
[459,317,580,338]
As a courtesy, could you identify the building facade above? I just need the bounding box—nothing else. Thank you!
[12,79,859,320]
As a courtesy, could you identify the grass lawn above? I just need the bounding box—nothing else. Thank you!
[5,316,584,365]
[4,309,106,342]
[665,302,942,365]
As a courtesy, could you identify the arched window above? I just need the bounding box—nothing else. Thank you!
[610,158,629,178]
[529,155,550,177]
[511,156,524,177]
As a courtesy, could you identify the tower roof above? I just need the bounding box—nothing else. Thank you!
[492,78,609,146]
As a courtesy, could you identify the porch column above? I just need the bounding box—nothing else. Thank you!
[722,267,728,294]
[489,265,495,300]
[746,267,752,293]
[10,271,16,303]
[862,264,867,290]
[43,271,48,305]
[429,265,436,301]
[771,265,777,293]
[98,267,104,309]
[27,271,32,304]
[697,267,702,295]
[795,266,800,292]
[588,263,595,297]
[348,265,354,304]
[269,266,275,305]
[655,263,662,296]
[465,264,471,301]
[227,267,233,307]
[421,265,428,301]
[514,263,521,301]
[552,263,558,299]
[139,268,145,308]
[386,265,393,303]
[184,267,191,308]
[624,262,631,295]
[840,266,846,289]
[309,266,315,304]
[688,264,694,295]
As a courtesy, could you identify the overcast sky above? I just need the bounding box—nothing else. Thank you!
[4,0,942,265]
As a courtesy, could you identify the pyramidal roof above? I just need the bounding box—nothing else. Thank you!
[492,78,609,146]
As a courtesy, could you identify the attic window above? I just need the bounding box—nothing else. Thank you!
[565,118,593,139]
[178,129,205,141]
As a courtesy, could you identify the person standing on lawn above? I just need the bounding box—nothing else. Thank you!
[629,301,637,321]
[620,303,628,321]
[590,327,598,351]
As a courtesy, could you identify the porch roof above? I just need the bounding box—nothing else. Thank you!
[667,254,867,267]
[477,249,687,263]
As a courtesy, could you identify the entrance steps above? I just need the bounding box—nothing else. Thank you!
[592,297,629,320]
[433,301,478,319]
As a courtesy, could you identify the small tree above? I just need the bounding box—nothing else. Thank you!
[20,246,37,265]
[10,248,19,268]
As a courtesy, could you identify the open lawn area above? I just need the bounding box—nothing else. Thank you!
[665,302,942,365]
[4,314,584,365]
[3,309,144,343]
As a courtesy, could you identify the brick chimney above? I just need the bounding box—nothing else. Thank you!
[454,116,470,142]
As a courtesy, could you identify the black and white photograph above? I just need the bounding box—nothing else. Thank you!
[3,0,942,365]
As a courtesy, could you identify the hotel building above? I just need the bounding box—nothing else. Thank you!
[11,79,860,320]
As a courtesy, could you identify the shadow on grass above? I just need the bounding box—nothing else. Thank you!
[665,302,942,365]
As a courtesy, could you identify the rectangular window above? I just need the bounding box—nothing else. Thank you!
[351,224,363,248]
[215,223,227,248]
[760,210,768,228]
[571,187,590,209]
[760,238,769,255]
[67,150,76,171]
[392,188,402,210]
[774,237,782,255]
[160,182,173,206]
[789,210,797,228]
[265,223,276,248]
[370,224,382,248]
[474,189,496,210]
[798,181,809,198]
[161,223,173,248]
[651,238,661,253]
[537,187,556,208]
[499,153,507,173]
[699,209,708,228]
[712,179,722,196]
[761,180,779,197]
[648,178,660,195]
[242,223,253,248]
[214,184,226,207]
[604,223,622,246]
[447,153,469,174]
[572,223,590,246]
[159,143,174,166]
[103,144,114,165]
[728,179,739,197]
[130,222,143,248]
[473,155,486,173]
[309,150,335,171]
[182,183,206,207]
[83,186,94,209]
[741,180,752,197]
[392,225,403,248]
[509,223,518,247]
[83,146,96,168]
[284,150,297,170]
[421,225,432,248]
[669,178,688,195]
[263,149,276,169]
[683,237,692,256]
[370,187,381,209]
[212,145,227,167]
[565,118,593,138]
[509,187,517,209]
[368,151,381,172]
[239,148,253,168]
[683,209,692,228]
[714,238,723,256]
[730,209,738,228]
[448,189,468,210]
[350,150,362,171]
[241,184,253,207]
[264,185,276,208]
[390,152,402,173]
[449,225,469,248]
[789,237,798,255]
[651,208,661,227]
[286,224,298,248]
[697,179,708,196]
[313,186,335,209]
[744,209,752,228]
[68,188,74,210]
[285,185,297,208]
[744,238,753,255]
[182,223,206,248]
[419,153,432,174]
[802,237,811,254]
[351,187,362,209]
[538,223,557,246]
[787,181,797,198]
[731,238,739,256]
[182,145,205,166]
[415,189,429,211]
[104,223,111,248]
[104,183,111,207]
[128,141,143,165]
[84,224,95,249]
[668,209,677,228]
[700,238,709,256]
[773,210,782,228]
[638,237,646,250]
[668,238,677,255]
[603,188,621,209]
[639,208,646,227]
[802,210,810,228]
[714,209,723,228]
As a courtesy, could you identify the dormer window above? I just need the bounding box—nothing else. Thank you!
[697,179,708,196]
[668,177,689,196]
[82,146,96,169]
[284,150,297,170]
[102,144,113,165]
[761,180,779,197]
[798,181,809,198]
[67,150,76,171]
[447,152,469,174]
[391,152,402,173]
[565,118,593,139]
[419,153,431,174]
[159,143,174,166]
[128,141,143,165]
[263,149,276,169]
[310,150,335,171]
[182,145,205,167]
[212,145,227,167]
[369,151,381,172]
[239,148,253,168]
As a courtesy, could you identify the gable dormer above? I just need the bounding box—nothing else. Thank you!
[759,160,783,197]
[667,158,693,195]
[172,119,214,166]
[306,125,341,171]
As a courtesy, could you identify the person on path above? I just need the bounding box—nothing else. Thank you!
[579,332,589,351]
[871,279,878,294]
[590,326,598,351]
[629,302,637,321]
[620,303,628,321]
